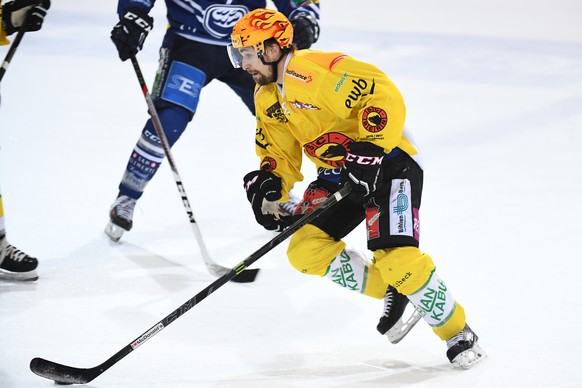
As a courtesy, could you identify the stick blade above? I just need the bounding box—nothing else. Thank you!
[230,268,260,283]
[206,263,260,283]
[30,357,97,385]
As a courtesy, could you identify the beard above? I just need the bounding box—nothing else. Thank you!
[252,67,275,86]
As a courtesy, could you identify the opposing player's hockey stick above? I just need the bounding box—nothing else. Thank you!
[128,56,258,283]
[30,184,351,385]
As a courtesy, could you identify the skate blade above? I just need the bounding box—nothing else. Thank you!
[386,306,422,344]
[452,343,487,369]
[104,222,125,242]
[0,268,39,282]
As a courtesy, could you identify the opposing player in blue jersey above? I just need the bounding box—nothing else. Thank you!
[106,0,320,241]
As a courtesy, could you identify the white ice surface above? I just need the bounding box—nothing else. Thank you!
[1,1,581,387]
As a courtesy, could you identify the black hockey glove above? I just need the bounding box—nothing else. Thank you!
[1,0,51,36]
[290,13,320,49]
[243,170,293,232]
[110,6,153,62]
[341,142,385,201]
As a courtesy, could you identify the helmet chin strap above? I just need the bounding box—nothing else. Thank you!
[259,48,291,83]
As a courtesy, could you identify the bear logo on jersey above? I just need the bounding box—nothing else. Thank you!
[362,106,387,133]
[304,132,353,168]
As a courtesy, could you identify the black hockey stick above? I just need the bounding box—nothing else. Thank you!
[0,5,36,83]
[0,29,25,82]
[129,55,258,283]
[30,184,351,385]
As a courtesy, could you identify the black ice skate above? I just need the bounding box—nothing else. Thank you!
[446,324,487,369]
[105,195,137,242]
[377,285,421,344]
[0,235,39,281]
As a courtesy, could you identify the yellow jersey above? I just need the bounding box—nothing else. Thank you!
[253,49,420,199]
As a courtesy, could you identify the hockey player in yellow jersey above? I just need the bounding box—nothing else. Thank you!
[229,8,486,368]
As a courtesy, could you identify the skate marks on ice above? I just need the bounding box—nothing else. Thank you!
[360,359,460,385]
[210,358,458,388]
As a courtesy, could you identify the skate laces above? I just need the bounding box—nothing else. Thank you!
[112,196,137,221]
[5,244,29,262]
[381,288,395,317]
[447,325,475,348]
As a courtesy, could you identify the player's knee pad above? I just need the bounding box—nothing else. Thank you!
[374,246,435,295]
[324,248,386,299]
[375,247,466,339]
[287,225,386,298]
[287,224,345,276]
[406,269,461,334]
[158,61,206,114]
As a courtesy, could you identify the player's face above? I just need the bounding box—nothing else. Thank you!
[239,47,274,85]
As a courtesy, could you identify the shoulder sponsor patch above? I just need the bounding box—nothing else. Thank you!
[334,72,349,92]
[285,68,313,83]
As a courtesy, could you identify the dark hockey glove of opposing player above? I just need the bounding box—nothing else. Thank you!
[1,0,50,36]
[341,142,385,201]
[243,170,293,232]
[110,6,153,61]
[290,13,320,49]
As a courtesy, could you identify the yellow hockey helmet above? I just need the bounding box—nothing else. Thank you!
[230,8,293,60]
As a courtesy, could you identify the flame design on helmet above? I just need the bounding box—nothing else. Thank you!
[231,8,293,57]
